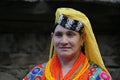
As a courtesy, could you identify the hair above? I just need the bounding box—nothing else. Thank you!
[51,23,58,33]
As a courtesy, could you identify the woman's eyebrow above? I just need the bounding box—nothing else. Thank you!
[54,31,62,34]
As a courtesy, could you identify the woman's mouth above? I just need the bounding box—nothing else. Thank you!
[59,47,71,51]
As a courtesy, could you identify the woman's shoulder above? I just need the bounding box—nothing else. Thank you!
[23,63,46,80]
[88,61,111,80]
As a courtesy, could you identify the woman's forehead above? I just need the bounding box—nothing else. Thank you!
[54,25,74,32]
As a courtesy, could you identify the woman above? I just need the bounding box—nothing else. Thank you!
[23,8,112,80]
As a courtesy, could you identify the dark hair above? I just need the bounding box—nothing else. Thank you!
[81,45,85,54]
[51,23,58,33]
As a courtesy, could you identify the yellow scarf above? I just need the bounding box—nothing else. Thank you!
[49,8,110,75]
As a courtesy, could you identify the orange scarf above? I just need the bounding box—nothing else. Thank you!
[42,52,89,80]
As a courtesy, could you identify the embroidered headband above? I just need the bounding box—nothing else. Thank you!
[57,14,84,32]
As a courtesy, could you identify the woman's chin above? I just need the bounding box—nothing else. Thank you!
[58,52,73,58]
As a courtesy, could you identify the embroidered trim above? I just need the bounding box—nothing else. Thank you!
[58,14,84,32]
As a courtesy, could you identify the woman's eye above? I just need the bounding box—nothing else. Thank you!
[55,32,62,37]
[67,32,75,37]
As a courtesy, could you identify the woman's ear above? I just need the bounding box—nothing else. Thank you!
[51,32,54,38]
[81,32,86,41]
[81,33,86,46]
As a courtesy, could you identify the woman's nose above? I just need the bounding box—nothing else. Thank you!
[60,36,68,45]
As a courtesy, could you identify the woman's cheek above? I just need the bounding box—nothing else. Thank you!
[54,39,60,47]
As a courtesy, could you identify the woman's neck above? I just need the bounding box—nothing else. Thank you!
[58,52,80,77]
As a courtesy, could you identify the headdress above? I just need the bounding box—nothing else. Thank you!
[57,14,84,32]
[49,8,110,74]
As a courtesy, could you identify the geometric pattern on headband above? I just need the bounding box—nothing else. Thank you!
[58,14,84,32]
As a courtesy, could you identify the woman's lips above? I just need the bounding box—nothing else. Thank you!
[59,47,71,50]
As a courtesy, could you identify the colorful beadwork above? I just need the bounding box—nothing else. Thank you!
[100,70,111,80]
[88,62,111,80]
[23,63,46,80]
[23,62,111,80]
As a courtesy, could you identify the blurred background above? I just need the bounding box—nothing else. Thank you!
[0,0,120,80]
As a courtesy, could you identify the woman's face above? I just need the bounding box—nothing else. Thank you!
[52,25,85,59]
